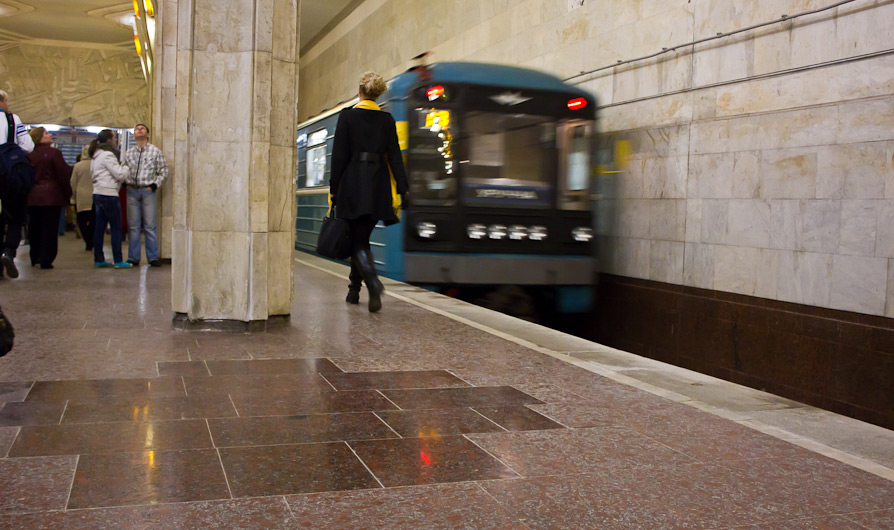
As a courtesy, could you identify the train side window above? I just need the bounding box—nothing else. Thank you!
[306,128,328,187]
[558,122,593,211]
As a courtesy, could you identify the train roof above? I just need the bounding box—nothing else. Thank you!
[388,62,593,100]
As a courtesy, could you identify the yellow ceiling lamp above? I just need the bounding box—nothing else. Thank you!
[132,0,155,81]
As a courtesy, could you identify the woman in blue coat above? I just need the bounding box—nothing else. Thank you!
[330,72,409,312]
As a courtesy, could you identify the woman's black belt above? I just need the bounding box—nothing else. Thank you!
[354,152,380,162]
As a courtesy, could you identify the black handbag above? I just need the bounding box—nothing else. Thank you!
[316,206,352,260]
[0,305,14,358]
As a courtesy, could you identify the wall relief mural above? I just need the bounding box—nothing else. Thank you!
[0,42,147,126]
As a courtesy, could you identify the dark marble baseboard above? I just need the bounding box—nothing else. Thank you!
[172,313,291,333]
[571,274,894,430]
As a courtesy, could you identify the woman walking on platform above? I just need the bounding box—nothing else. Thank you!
[26,127,72,269]
[330,72,409,312]
[89,129,132,269]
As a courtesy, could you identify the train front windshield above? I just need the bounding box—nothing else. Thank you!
[409,105,593,211]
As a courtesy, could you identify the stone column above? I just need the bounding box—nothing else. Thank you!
[159,0,299,330]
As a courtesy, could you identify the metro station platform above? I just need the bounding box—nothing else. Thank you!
[0,237,892,529]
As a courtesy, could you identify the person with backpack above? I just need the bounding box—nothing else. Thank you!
[89,130,132,269]
[0,89,35,280]
[26,127,72,269]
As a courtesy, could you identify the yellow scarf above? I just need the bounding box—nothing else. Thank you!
[329,100,402,217]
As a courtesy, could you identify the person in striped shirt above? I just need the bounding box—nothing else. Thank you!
[123,123,168,267]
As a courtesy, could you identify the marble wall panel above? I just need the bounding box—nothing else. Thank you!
[839,200,879,257]
[759,148,818,199]
[829,255,888,315]
[751,23,792,76]
[838,97,894,144]
[650,240,685,284]
[731,151,761,199]
[190,51,253,143]
[876,201,894,259]
[643,156,687,199]
[270,60,298,148]
[700,199,729,245]
[685,199,702,242]
[692,37,752,87]
[189,140,251,232]
[713,245,758,295]
[272,0,299,62]
[836,1,894,59]
[814,143,892,200]
[690,119,729,155]
[692,153,734,198]
[682,242,714,289]
[648,199,686,241]
[188,231,252,320]
[616,199,651,239]
[754,248,781,300]
[797,252,835,308]
[172,140,189,230]
[193,0,255,53]
[249,232,269,321]
[789,15,838,69]
[252,52,273,144]
[769,200,802,251]
[255,0,274,54]
[267,231,294,315]
[172,228,189,313]
[250,142,271,233]
[800,200,840,254]
[268,145,296,233]
[727,199,771,248]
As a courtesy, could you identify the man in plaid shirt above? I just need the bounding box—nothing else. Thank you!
[123,123,168,267]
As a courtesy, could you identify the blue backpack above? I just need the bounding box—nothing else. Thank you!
[0,111,34,198]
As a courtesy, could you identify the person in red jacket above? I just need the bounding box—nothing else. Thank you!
[26,127,72,269]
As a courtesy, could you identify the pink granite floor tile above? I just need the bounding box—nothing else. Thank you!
[287,483,530,529]
[0,498,296,530]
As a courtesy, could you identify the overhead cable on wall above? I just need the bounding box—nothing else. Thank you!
[564,0,865,83]
[595,47,894,110]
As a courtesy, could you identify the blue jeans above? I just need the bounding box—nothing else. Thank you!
[93,194,123,264]
[126,187,159,263]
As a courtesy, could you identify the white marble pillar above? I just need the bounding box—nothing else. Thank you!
[156,0,299,329]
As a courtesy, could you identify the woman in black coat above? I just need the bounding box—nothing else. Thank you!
[330,72,409,312]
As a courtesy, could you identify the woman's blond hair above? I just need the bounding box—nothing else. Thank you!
[359,72,387,100]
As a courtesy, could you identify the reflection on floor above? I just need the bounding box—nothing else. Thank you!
[0,237,892,529]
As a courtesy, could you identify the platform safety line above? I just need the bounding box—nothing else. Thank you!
[294,257,894,482]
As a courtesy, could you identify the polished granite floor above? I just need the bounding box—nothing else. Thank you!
[0,237,892,529]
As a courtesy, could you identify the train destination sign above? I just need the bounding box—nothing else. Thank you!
[464,185,550,207]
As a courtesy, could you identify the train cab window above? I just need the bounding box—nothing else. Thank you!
[408,108,457,205]
[305,128,328,187]
[558,122,594,210]
[458,112,556,209]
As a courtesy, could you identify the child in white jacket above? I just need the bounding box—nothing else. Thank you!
[89,130,132,268]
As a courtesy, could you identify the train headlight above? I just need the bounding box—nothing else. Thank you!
[572,226,593,242]
[528,226,548,241]
[488,224,507,240]
[509,225,528,240]
[467,223,487,239]
[416,222,437,239]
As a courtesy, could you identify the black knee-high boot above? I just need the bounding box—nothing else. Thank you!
[355,249,383,312]
[346,259,362,304]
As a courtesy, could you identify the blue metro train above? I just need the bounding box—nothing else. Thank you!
[295,62,599,314]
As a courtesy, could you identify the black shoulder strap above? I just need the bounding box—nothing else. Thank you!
[4,112,15,145]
